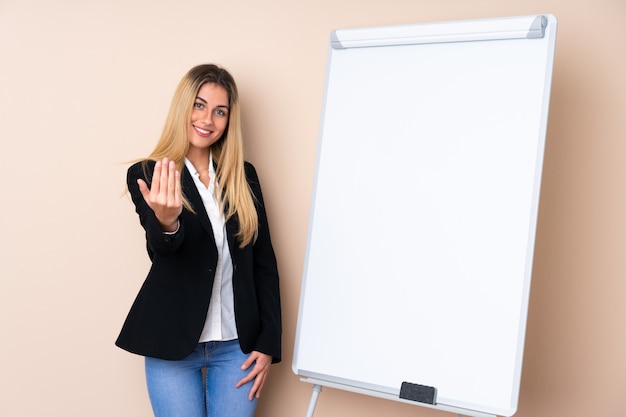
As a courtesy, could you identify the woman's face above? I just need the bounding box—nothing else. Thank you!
[188,82,230,152]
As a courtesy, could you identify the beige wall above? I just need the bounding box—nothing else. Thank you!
[1,0,624,416]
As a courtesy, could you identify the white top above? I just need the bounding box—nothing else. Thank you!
[184,156,237,343]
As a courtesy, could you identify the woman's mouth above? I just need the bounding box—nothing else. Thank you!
[193,125,211,137]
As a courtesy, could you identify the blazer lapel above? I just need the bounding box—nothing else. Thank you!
[181,166,215,237]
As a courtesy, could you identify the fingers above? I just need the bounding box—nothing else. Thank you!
[167,160,180,206]
[240,354,255,371]
[236,352,272,400]
[158,159,170,203]
[146,159,161,198]
[137,178,149,200]
[138,158,183,229]
[174,169,182,206]
[237,368,267,400]
[248,370,267,400]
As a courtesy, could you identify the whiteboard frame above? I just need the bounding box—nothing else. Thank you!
[293,14,557,417]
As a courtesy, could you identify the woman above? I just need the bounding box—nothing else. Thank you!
[116,64,281,417]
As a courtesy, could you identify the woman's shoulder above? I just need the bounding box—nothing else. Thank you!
[243,160,259,181]
[243,160,256,171]
[127,159,155,182]
[128,159,155,172]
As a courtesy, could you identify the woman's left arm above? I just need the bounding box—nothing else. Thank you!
[238,163,282,400]
[246,163,282,362]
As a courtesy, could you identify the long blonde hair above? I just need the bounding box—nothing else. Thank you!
[143,64,258,247]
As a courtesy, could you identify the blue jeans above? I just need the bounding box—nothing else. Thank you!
[145,340,258,417]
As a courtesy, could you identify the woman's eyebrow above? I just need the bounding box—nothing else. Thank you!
[195,96,229,109]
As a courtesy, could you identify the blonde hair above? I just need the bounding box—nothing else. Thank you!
[143,64,258,247]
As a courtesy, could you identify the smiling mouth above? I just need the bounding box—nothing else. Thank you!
[194,125,211,136]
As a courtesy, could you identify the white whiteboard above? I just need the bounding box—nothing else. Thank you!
[293,15,557,417]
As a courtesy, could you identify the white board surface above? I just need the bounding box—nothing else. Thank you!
[293,15,557,417]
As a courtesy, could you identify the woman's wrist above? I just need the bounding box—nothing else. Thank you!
[161,219,180,233]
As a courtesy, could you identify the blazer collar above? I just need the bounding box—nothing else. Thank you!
[181,161,242,250]
[181,166,214,237]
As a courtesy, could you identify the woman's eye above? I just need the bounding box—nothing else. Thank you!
[194,102,204,109]
[215,109,227,117]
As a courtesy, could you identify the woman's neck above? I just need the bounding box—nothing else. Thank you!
[186,147,211,173]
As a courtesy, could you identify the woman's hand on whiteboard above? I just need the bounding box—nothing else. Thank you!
[137,157,182,232]
[237,351,273,400]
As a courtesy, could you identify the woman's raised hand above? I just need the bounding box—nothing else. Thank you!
[137,157,183,232]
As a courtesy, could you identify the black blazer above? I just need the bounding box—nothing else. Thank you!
[115,160,281,362]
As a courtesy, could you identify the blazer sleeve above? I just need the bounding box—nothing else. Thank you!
[246,163,282,363]
[127,161,186,258]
